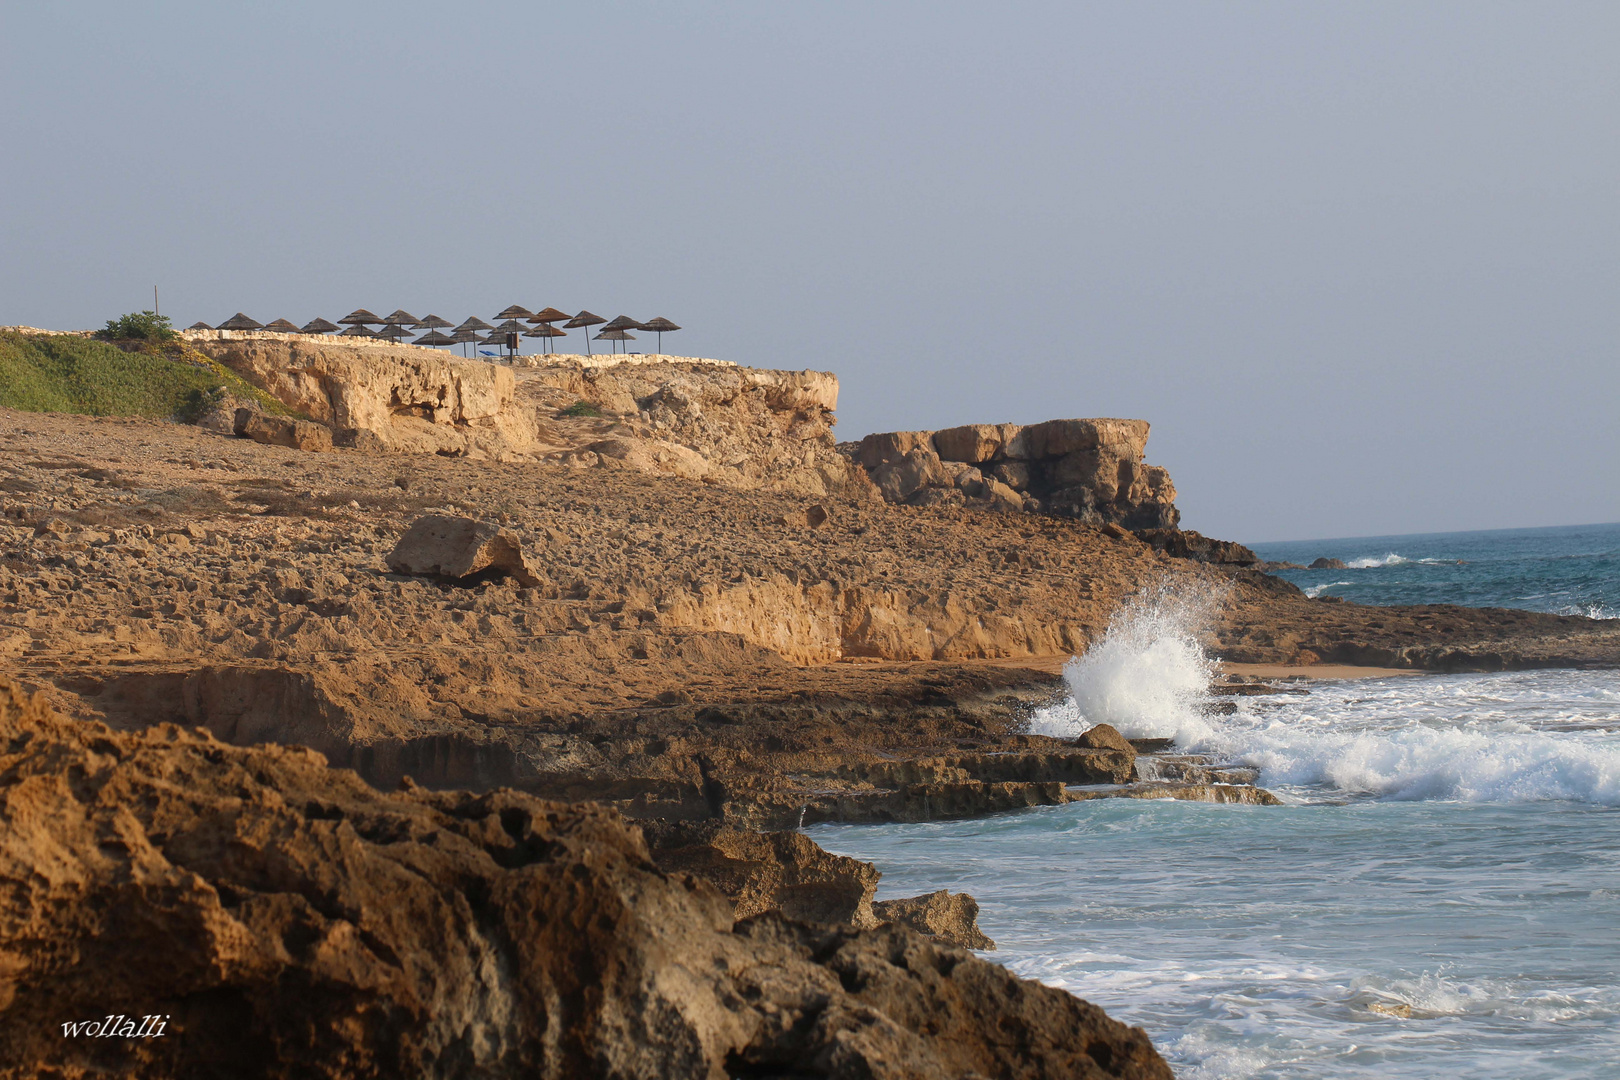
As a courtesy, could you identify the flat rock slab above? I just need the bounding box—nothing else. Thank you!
[386,514,542,587]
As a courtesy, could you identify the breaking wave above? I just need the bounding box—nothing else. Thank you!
[1029,583,1620,805]
[1346,552,1408,568]
[1029,581,1220,742]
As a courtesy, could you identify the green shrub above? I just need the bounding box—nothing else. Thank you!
[0,331,287,420]
[96,310,177,343]
[559,399,604,418]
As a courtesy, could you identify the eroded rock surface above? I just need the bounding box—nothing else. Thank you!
[856,418,1179,529]
[386,514,544,587]
[0,679,1172,1079]
[874,891,995,951]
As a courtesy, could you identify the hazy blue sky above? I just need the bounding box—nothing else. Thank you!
[4,2,1616,541]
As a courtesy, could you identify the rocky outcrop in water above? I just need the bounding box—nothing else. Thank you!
[855,419,1179,529]
[0,678,1172,1079]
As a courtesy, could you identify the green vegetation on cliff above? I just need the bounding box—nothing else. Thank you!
[0,331,287,421]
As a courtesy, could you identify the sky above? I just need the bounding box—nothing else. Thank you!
[3,1,1616,542]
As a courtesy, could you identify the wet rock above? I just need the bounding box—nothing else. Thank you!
[1309,557,1348,569]
[232,408,334,452]
[874,890,995,950]
[1076,722,1135,755]
[385,513,543,587]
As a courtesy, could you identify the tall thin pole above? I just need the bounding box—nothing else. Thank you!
[153,286,159,318]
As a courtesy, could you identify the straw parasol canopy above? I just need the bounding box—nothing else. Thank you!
[413,330,455,347]
[565,310,607,355]
[494,304,535,322]
[338,309,383,326]
[375,324,413,343]
[186,321,212,330]
[301,318,340,334]
[454,316,493,333]
[601,315,640,333]
[262,319,301,334]
[216,313,263,331]
[595,328,635,354]
[448,328,482,357]
[528,306,572,325]
[638,316,680,353]
[416,314,453,329]
[382,309,419,327]
[338,324,378,337]
[523,323,567,355]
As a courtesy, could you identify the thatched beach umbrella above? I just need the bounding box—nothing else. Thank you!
[262,319,301,334]
[301,318,340,334]
[595,328,634,355]
[523,323,566,355]
[216,313,263,331]
[495,304,535,322]
[529,306,572,325]
[454,316,493,333]
[382,309,419,328]
[448,328,481,357]
[375,324,413,344]
[338,309,383,327]
[416,314,453,330]
[338,324,378,338]
[601,315,640,335]
[186,321,212,330]
[413,330,455,348]
[638,317,680,354]
[565,310,606,356]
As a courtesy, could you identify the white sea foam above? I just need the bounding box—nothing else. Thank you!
[1302,580,1350,599]
[1346,552,1408,568]
[1031,583,1620,804]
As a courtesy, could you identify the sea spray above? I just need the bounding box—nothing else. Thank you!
[1029,583,1620,804]
[1029,580,1223,741]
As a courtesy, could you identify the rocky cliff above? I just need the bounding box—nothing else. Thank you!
[192,332,866,498]
[856,419,1179,530]
[0,678,1173,1079]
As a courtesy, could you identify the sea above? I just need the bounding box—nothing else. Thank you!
[811,522,1620,1080]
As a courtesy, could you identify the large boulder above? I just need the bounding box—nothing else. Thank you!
[931,423,1017,464]
[232,408,334,452]
[386,514,544,586]
[0,678,1174,1079]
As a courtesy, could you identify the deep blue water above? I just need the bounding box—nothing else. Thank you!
[1248,521,1620,617]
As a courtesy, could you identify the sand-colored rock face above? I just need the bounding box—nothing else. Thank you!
[0,678,1174,1079]
[192,333,867,498]
[859,418,1180,529]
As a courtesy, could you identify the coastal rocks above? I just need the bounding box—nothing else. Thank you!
[642,822,881,928]
[1309,557,1348,569]
[385,514,544,587]
[1133,528,1259,566]
[232,408,334,452]
[205,337,529,459]
[856,417,1180,529]
[0,678,1173,1080]
[874,891,995,951]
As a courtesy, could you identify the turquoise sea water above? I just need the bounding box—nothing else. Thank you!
[813,524,1620,1079]
[1249,521,1620,618]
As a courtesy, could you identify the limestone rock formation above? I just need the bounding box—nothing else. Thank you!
[385,514,544,587]
[191,333,868,497]
[1133,528,1258,566]
[1310,557,1348,570]
[856,418,1179,529]
[874,891,995,951]
[0,679,1173,1080]
[233,408,334,452]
